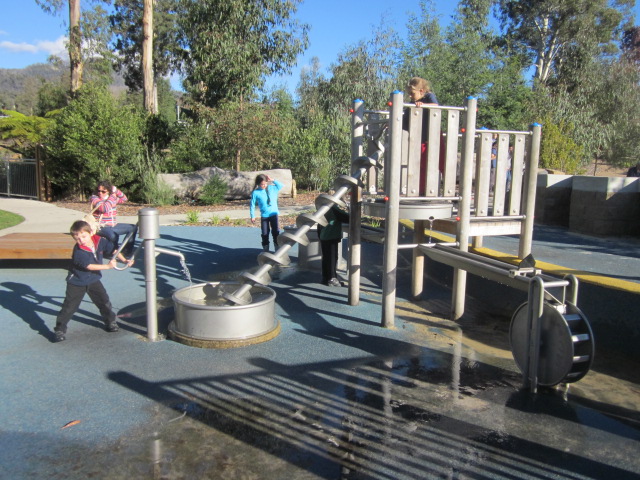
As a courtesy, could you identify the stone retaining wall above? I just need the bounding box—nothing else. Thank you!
[536,174,640,237]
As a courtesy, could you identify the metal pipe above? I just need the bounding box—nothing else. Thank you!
[144,238,159,342]
[525,277,545,392]
[154,247,185,262]
[402,103,466,112]
[137,208,161,342]
[112,228,138,271]
[469,128,533,136]
[565,274,579,305]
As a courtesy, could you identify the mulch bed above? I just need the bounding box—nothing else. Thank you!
[54,191,319,227]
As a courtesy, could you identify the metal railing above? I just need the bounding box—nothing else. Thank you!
[0,158,39,199]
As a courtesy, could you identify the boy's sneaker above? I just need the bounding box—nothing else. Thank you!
[54,331,66,342]
[105,321,119,333]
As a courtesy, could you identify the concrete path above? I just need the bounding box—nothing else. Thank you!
[0,197,311,234]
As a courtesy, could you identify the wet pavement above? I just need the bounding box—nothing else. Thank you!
[1,226,639,479]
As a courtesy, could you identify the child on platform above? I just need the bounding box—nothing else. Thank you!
[249,174,283,252]
[53,220,134,342]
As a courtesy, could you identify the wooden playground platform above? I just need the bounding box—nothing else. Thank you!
[0,233,74,260]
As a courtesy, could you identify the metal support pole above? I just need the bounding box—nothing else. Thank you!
[381,91,404,328]
[452,97,477,320]
[524,276,545,392]
[412,219,426,299]
[565,274,579,305]
[138,208,161,342]
[349,99,364,306]
[144,238,159,342]
[520,123,542,259]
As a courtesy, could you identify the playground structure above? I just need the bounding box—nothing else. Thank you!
[137,91,594,393]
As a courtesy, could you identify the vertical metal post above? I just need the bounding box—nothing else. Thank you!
[520,123,542,259]
[382,91,404,328]
[144,238,158,342]
[524,276,545,392]
[412,219,425,299]
[452,97,477,320]
[565,274,579,305]
[349,99,364,306]
[138,208,161,342]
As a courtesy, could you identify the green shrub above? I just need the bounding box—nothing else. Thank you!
[199,176,228,205]
[141,176,177,206]
[185,210,200,224]
[539,117,584,174]
[45,83,145,197]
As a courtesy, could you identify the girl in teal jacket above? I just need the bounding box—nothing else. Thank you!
[250,174,282,252]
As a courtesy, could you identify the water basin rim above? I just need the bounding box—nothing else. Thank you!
[172,282,276,310]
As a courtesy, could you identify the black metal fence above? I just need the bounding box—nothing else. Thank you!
[0,158,39,199]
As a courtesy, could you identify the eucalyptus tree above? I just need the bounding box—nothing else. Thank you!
[36,0,113,95]
[175,0,309,108]
[497,0,635,87]
[110,0,181,114]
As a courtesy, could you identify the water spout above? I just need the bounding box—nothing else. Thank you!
[154,246,186,263]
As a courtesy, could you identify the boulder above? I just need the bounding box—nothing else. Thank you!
[158,167,294,200]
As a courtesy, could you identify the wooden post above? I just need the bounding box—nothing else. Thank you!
[452,97,477,321]
[520,123,542,259]
[349,99,364,306]
[382,91,404,328]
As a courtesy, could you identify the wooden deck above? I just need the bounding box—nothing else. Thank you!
[433,217,523,237]
[0,233,74,260]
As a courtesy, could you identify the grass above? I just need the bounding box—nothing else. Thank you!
[0,210,24,230]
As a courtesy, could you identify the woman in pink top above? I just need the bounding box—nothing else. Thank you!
[90,180,138,258]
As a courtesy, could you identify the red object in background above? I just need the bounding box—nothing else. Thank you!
[456,216,461,221]
[384,196,389,202]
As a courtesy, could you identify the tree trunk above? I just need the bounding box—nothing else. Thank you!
[143,0,157,114]
[69,0,83,95]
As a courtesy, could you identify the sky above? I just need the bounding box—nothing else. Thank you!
[1,1,638,94]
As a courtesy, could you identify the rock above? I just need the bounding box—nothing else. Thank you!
[158,167,294,200]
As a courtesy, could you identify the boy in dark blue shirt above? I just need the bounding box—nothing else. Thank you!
[53,220,133,342]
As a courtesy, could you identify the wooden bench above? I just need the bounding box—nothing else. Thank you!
[0,233,74,260]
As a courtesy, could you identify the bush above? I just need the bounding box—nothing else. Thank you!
[162,121,219,173]
[45,83,145,197]
[199,176,228,205]
[539,117,584,174]
[141,175,177,206]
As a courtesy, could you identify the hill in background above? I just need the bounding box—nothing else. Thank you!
[0,61,126,114]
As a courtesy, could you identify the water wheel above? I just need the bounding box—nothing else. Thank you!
[510,301,594,386]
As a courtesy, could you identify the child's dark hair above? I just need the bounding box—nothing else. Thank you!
[70,220,92,234]
[96,179,113,194]
[254,174,267,189]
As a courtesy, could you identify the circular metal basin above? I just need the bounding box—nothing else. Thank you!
[169,282,280,348]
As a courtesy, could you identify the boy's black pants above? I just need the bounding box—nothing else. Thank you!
[320,238,340,283]
[55,281,116,333]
